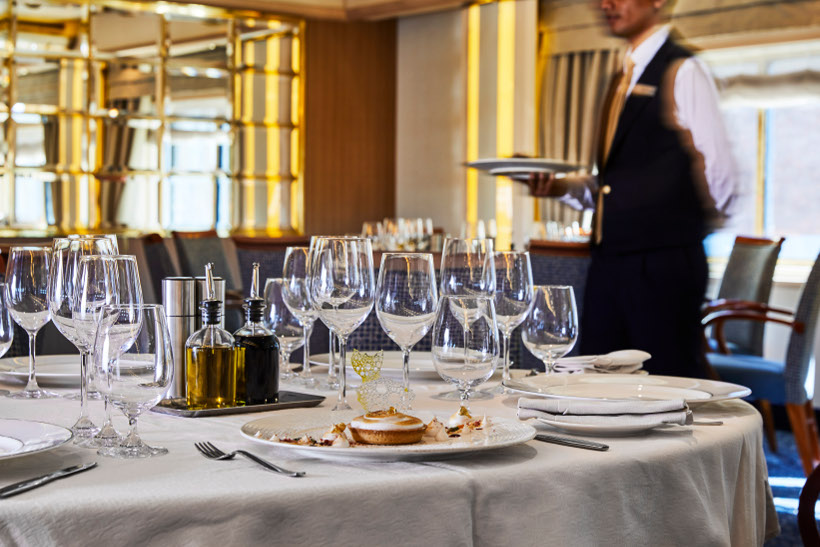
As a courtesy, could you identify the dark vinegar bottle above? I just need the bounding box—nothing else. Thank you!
[234,263,279,404]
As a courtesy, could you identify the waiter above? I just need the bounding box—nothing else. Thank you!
[530,0,736,378]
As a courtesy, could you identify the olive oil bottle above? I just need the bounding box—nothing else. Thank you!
[185,263,238,409]
[234,263,279,405]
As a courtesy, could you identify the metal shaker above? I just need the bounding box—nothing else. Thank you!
[194,276,226,330]
[162,277,196,399]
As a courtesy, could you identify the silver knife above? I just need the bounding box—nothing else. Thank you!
[534,434,609,452]
[0,462,97,499]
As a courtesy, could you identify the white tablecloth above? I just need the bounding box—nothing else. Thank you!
[0,374,779,546]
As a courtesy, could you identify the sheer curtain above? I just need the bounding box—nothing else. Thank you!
[537,47,621,226]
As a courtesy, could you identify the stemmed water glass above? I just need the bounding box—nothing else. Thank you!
[48,236,117,438]
[310,237,375,411]
[4,246,57,398]
[282,246,318,387]
[0,283,13,359]
[264,278,305,382]
[74,255,143,448]
[375,253,438,409]
[431,296,499,413]
[308,236,340,390]
[93,304,170,458]
[522,285,578,373]
[491,251,533,393]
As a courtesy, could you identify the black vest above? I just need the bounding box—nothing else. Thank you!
[597,39,707,254]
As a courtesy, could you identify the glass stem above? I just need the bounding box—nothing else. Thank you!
[401,348,411,394]
[302,322,313,377]
[333,335,351,411]
[24,330,38,391]
[79,351,90,418]
[123,414,141,448]
[502,333,511,384]
[328,332,338,380]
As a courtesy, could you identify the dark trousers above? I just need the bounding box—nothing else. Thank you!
[579,244,709,378]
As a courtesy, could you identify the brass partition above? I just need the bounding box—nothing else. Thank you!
[0,0,303,235]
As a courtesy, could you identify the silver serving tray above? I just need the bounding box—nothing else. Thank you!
[151,391,325,418]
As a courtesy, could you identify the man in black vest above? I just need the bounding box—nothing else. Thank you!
[530,0,736,378]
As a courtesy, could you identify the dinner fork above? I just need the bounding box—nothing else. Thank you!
[194,442,306,477]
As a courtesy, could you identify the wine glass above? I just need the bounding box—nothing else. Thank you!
[431,296,499,412]
[491,251,534,393]
[48,236,117,438]
[5,246,58,399]
[308,236,343,390]
[439,238,495,297]
[375,252,438,408]
[264,278,304,382]
[282,246,318,387]
[522,285,578,373]
[0,283,13,359]
[310,237,375,411]
[93,304,171,458]
[75,255,143,448]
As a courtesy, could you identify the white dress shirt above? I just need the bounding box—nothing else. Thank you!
[560,25,736,217]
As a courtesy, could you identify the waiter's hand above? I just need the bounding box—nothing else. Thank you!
[527,172,558,197]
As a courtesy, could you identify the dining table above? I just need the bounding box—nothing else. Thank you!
[0,363,780,546]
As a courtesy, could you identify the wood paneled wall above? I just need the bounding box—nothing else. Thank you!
[303,19,397,236]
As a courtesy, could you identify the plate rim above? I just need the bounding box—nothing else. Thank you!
[240,414,536,461]
[309,351,501,380]
[535,416,668,436]
[504,373,751,406]
[0,418,74,460]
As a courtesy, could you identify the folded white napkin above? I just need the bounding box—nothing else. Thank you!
[553,349,650,374]
[517,397,690,427]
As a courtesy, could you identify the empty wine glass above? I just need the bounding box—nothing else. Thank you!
[310,237,375,411]
[491,251,533,393]
[5,246,58,399]
[75,255,143,448]
[93,304,171,458]
[439,238,495,297]
[375,252,438,408]
[264,278,304,382]
[431,296,499,413]
[0,283,13,359]
[522,285,578,373]
[49,236,117,437]
[282,246,318,387]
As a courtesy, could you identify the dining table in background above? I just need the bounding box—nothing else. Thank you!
[0,371,778,546]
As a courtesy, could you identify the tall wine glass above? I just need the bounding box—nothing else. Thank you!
[49,236,117,437]
[75,255,143,448]
[375,252,438,408]
[282,246,318,387]
[5,246,57,398]
[93,304,171,458]
[439,238,495,297]
[431,296,499,413]
[310,237,375,411]
[0,283,13,359]
[264,278,304,382]
[522,285,578,373]
[308,236,340,390]
[491,251,533,393]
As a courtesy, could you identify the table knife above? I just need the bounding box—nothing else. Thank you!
[534,434,609,452]
[0,462,97,499]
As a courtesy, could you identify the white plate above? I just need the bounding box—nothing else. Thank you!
[310,351,500,381]
[0,419,73,460]
[466,158,584,181]
[241,409,536,461]
[504,374,751,407]
[535,417,672,437]
[0,355,81,387]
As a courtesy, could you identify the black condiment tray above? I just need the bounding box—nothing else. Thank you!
[151,391,325,418]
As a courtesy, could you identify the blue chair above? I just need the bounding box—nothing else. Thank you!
[705,251,820,476]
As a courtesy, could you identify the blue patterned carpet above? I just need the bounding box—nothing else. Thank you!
[764,430,813,546]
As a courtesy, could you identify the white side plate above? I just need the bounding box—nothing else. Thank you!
[0,419,73,460]
[0,355,81,387]
[310,351,500,381]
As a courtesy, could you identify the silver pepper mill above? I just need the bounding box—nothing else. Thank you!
[162,277,197,400]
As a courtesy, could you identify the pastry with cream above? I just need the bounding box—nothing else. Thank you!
[348,407,425,445]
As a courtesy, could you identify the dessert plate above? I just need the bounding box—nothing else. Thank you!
[0,355,81,387]
[241,409,536,461]
[466,158,584,181]
[504,374,751,407]
[0,419,73,460]
[310,351,500,381]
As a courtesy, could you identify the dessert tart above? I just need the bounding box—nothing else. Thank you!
[348,407,425,445]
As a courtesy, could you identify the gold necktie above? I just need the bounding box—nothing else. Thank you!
[602,56,635,163]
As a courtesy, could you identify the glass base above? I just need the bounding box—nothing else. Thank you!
[8,387,61,399]
[63,390,102,401]
[72,416,100,440]
[98,444,167,459]
[432,389,493,401]
[332,401,352,411]
[80,423,121,449]
[485,383,512,395]
[298,374,317,388]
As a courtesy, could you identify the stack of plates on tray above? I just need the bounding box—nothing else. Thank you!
[552,349,650,374]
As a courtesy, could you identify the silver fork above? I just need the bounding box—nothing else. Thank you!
[194,442,306,477]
